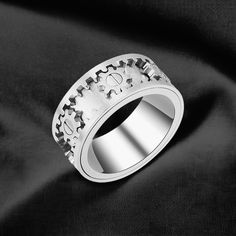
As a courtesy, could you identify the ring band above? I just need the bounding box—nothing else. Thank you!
[52,54,184,182]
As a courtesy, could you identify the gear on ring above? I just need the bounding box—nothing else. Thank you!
[57,109,84,147]
[96,65,131,97]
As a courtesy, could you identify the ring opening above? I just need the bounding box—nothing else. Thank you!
[88,94,175,173]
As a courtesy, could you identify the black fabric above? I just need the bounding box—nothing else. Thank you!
[0,1,236,235]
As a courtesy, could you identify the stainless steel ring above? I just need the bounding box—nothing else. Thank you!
[52,54,184,182]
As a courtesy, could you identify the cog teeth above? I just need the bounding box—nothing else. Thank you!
[56,122,61,130]
[144,67,155,78]
[96,68,108,77]
[106,64,116,70]
[78,121,85,129]
[135,58,146,69]
[55,131,64,140]
[117,60,126,68]
[69,95,76,106]
[74,111,85,128]
[84,85,90,90]
[153,75,161,81]
[74,111,82,121]
[127,58,134,67]
[94,57,164,100]
[66,151,74,164]
[61,141,71,153]
[57,137,66,147]
[76,85,84,97]
[85,76,95,85]
[56,105,84,156]
[100,65,109,72]
[74,113,83,124]
[62,103,71,112]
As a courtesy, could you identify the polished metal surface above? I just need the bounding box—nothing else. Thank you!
[91,97,173,173]
[52,54,184,182]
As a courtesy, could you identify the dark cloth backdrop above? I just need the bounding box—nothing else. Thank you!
[0,1,235,235]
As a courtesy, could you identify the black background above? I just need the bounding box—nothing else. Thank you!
[0,1,235,235]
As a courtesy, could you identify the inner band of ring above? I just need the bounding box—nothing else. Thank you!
[88,94,174,174]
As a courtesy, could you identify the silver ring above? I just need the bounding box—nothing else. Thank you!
[52,54,184,182]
